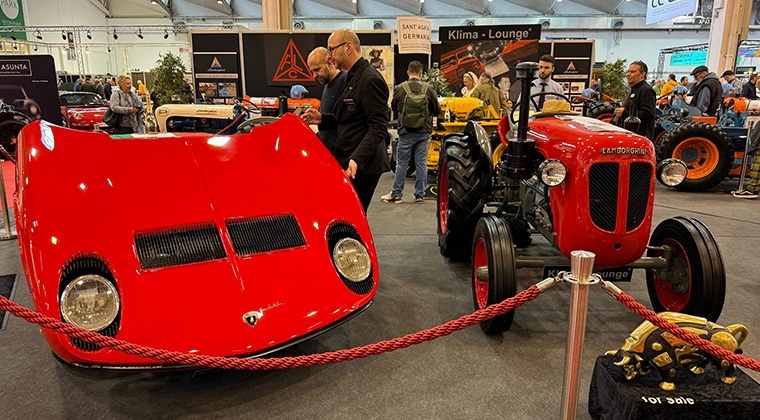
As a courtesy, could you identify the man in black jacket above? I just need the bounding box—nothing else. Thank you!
[613,60,656,140]
[381,60,441,204]
[302,29,390,212]
[740,73,757,99]
[689,65,722,116]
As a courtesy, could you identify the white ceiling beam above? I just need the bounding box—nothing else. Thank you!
[437,0,489,14]
[218,0,234,15]
[88,0,112,17]
[504,0,556,14]
[152,0,174,18]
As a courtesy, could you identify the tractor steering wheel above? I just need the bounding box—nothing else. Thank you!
[235,117,281,133]
[232,96,262,112]
[509,91,571,126]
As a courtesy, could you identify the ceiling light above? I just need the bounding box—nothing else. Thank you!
[164,29,169,39]
[352,0,356,3]
[13,43,18,50]
[137,29,144,39]
[151,0,157,3]
[34,30,42,40]
[86,47,90,54]
[33,45,38,52]
[113,31,118,40]
[107,47,112,53]
[62,30,67,40]
[10,35,16,40]
[86,30,92,39]
[217,0,223,4]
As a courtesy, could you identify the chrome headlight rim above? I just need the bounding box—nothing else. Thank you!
[60,274,120,332]
[537,158,567,187]
[656,158,688,187]
[332,237,372,283]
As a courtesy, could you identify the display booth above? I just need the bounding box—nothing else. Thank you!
[0,55,60,124]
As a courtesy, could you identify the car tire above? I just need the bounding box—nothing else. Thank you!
[645,216,725,322]
[472,216,517,334]
[588,104,617,123]
[437,133,487,261]
[0,118,25,157]
[655,122,733,192]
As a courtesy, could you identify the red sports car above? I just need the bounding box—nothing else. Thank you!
[59,91,110,131]
[14,114,378,369]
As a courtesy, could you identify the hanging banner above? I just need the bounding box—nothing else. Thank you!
[0,0,25,40]
[670,50,707,66]
[646,0,699,25]
[396,17,431,55]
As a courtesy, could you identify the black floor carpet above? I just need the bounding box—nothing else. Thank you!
[0,273,17,331]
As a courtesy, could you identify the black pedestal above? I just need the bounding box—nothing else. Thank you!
[588,355,760,420]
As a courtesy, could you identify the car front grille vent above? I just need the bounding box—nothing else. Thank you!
[226,213,306,256]
[134,222,227,269]
[589,163,619,232]
[626,162,652,232]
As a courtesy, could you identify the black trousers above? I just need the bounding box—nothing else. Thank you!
[112,126,134,134]
[351,174,381,213]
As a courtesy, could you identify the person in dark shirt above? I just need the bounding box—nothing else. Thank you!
[741,74,757,100]
[302,29,390,212]
[613,60,656,140]
[307,46,347,154]
[689,65,723,116]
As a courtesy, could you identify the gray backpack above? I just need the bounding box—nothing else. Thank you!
[400,81,429,129]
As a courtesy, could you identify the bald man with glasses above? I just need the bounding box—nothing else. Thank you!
[302,29,390,212]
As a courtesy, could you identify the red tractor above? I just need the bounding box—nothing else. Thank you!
[436,62,726,334]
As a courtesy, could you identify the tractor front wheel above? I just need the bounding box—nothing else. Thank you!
[656,122,733,191]
[472,216,517,334]
[646,217,725,322]
[588,104,617,123]
[437,133,488,260]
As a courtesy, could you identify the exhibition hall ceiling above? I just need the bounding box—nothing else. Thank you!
[98,0,648,19]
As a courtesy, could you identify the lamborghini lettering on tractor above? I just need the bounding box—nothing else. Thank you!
[436,62,727,334]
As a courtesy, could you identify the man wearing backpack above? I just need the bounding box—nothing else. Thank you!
[382,61,441,204]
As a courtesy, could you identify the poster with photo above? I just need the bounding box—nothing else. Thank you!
[561,82,570,94]
[570,82,585,94]
[218,82,237,97]
[363,46,394,96]
[199,82,217,98]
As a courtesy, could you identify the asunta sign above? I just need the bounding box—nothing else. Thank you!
[439,24,541,42]
[0,0,26,41]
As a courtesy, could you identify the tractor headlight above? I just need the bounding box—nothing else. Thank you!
[537,159,567,187]
[656,158,688,187]
[72,111,83,120]
[332,238,371,282]
[60,275,120,331]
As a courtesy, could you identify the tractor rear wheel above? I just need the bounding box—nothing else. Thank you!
[588,104,617,123]
[437,133,488,261]
[472,216,517,334]
[646,217,725,321]
[656,122,733,192]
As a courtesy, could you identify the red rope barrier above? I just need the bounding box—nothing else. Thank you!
[612,291,760,372]
[0,286,542,370]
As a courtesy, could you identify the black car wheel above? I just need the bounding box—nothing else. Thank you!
[646,217,725,322]
[0,118,25,156]
[437,133,487,261]
[472,216,517,334]
[656,122,733,192]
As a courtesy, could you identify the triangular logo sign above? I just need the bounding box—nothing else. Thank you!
[566,61,576,72]
[209,57,223,70]
[274,39,314,82]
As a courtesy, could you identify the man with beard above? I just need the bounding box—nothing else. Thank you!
[307,47,346,154]
[302,29,390,212]
[613,60,656,140]
[519,54,564,111]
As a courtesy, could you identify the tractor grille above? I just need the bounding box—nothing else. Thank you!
[134,222,226,269]
[589,163,619,232]
[226,214,306,256]
[626,162,652,232]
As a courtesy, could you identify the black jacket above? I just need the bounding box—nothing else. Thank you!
[617,80,656,140]
[319,57,390,174]
[391,77,441,135]
[741,81,757,100]
[690,73,723,116]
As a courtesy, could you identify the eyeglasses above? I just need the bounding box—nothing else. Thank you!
[327,42,348,56]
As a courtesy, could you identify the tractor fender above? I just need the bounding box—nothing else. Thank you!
[465,120,493,169]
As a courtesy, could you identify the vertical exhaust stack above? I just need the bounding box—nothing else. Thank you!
[505,62,539,179]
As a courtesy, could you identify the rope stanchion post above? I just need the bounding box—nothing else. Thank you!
[0,155,16,240]
[734,121,754,194]
[560,250,598,420]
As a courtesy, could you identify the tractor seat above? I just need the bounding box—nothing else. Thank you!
[531,99,581,119]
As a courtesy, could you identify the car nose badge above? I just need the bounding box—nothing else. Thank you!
[243,311,263,327]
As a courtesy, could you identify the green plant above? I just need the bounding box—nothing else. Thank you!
[150,52,191,104]
[600,59,627,100]
[422,67,453,97]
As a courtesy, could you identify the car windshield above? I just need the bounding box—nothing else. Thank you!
[61,93,107,106]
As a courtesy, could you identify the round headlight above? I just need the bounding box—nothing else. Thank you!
[333,238,371,282]
[60,275,120,332]
[656,158,688,187]
[72,111,83,120]
[538,159,567,186]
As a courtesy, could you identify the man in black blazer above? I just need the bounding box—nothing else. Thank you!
[302,29,391,212]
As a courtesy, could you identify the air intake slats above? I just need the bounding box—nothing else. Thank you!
[226,214,306,256]
[135,222,226,269]
[589,163,619,232]
[627,162,652,232]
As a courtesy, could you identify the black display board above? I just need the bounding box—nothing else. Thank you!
[437,24,542,101]
[542,40,595,110]
[393,43,444,89]
[0,55,60,123]
[191,33,242,103]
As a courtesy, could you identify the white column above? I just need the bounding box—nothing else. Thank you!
[262,0,292,30]
[706,0,753,73]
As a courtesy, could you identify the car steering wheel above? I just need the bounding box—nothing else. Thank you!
[510,92,571,126]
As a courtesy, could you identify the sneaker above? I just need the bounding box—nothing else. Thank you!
[415,197,424,204]
[733,190,759,199]
[381,192,402,203]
